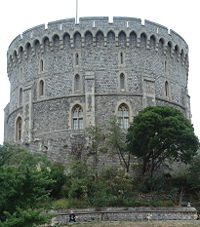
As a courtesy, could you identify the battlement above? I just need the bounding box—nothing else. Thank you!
[7,17,188,55]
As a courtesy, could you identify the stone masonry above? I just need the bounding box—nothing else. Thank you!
[4,17,190,164]
[49,207,198,225]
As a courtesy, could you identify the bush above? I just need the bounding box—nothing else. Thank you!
[68,178,89,199]
[89,167,135,207]
[47,163,67,198]
[52,198,89,209]
[135,173,177,194]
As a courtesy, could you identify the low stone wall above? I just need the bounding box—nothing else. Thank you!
[49,207,198,226]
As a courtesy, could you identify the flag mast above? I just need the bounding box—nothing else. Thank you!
[76,0,78,24]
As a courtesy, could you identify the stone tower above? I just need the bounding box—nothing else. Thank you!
[4,17,190,164]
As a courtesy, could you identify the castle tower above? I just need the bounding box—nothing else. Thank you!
[4,17,190,164]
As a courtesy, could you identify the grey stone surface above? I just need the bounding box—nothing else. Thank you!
[4,17,190,164]
[48,207,198,225]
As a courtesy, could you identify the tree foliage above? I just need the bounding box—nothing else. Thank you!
[127,106,199,176]
[85,125,107,173]
[65,159,135,207]
[106,116,131,172]
[187,154,200,197]
[0,144,66,226]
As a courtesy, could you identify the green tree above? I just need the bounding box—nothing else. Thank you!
[91,167,134,207]
[67,160,91,200]
[187,154,200,198]
[106,117,131,172]
[127,106,199,177]
[85,126,106,173]
[0,145,66,226]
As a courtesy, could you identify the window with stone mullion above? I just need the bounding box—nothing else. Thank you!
[118,104,129,129]
[72,105,83,130]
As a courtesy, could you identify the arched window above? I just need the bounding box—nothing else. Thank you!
[140,33,147,48]
[74,74,80,91]
[43,37,50,52]
[167,42,172,56]
[74,32,81,48]
[130,31,137,47]
[25,42,31,57]
[107,31,115,47]
[165,81,169,97]
[85,31,93,46]
[180,49,184,63]
[75,53,79,65]
[63,33,70,46]
[174,45,179,60]
[39,80,44,97]
[118,31,126,47]
[19,46,23,59]
[120,73,125,90]
[34,39,40,52]
[14,50,18,63]
[19,88,23,105]
[16,116,22,141]
[40,59,44,72]
[118,104,129,129]
[159,38,164,51]
[150,35,156,50]
[53,34,60,47]
[72,105,83,130]
[96,31,104,46]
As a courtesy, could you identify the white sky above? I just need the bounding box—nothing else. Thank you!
[0,0,199,144]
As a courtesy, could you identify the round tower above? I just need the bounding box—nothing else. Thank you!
[4,17,190,163]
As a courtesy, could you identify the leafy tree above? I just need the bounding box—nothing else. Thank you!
[106,117,131,172]
[66,159,92,201]
[91,167,134,207]
[85,126,106,173]
[187,154,200,198]
[0,144,12,166]
[127,106,199,177]
[0,208,51,227]
[0,145,66,226]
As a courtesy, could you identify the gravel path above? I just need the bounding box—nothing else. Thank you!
[63,220,200,227]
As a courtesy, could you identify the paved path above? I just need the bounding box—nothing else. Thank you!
[63,220,200,227]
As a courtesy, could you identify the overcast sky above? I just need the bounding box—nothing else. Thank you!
[0,0,199,144]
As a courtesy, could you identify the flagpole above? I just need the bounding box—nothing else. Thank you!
[76,0,78,24]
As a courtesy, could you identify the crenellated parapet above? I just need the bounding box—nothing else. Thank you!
[7,17,189,73]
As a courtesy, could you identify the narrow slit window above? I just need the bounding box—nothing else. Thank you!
[165,81,169,97]
[19,88,23,105]
[120,52,123,64]
[75,53,79,65]
[74,74,80,91]
[120,73,125,90]
[40,59,44,72]
[39,80,44,96]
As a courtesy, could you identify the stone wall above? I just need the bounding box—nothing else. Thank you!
[4,17,190,164]
[48,207,197,226]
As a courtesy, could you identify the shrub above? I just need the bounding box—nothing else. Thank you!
[52,198,89,209]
